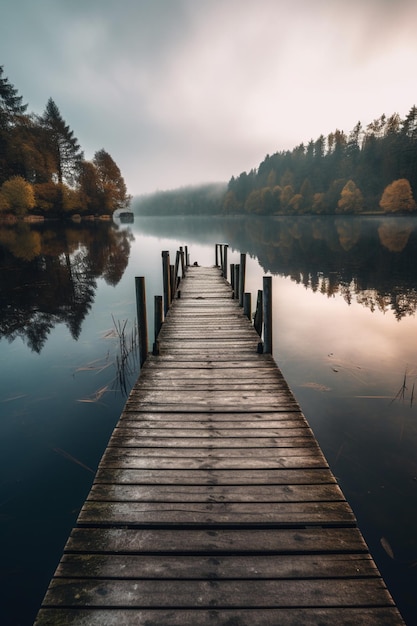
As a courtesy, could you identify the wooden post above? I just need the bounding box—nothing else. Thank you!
[185,246,189,267]
[170,264,175,300]
[162,251,171,316]
[244,292,251,320]
[180,247,185,276]
[230,264,235,295]
[263,276,272,354]
[254,289,263,337]
[234,265,240,300]
[153,295,163,355]
[223,245,228,281]
[174,251,181,291]
[239,253,246,307]
[215,244,219,267]
[135,277,148,366]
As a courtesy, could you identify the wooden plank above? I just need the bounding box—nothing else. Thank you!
[94,468,337,485]
[87,484,345,503]
[117,419,311,429]
[77,500,355,525]
[54,552,379,579]
[107,436,315,448]
[98,454,329,470]
[118,411,307,422]
[41,578,394,608]
[66,526,369,553]
[111,428,314,439]
[34,607,405,626]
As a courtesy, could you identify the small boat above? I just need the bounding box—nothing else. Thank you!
[118,211,134,223]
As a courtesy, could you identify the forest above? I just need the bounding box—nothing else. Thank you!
[0,66,130,219]
[135,105,417,217]
[225,107,417,215]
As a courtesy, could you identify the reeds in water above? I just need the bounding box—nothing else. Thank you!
[75,317,139,402]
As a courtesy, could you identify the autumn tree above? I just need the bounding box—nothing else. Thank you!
[379,178,416,213]
[92,149,130,213]
[337,180,364,214]
[0,176,35,216]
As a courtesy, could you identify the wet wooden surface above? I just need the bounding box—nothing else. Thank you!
[35,265,404,625]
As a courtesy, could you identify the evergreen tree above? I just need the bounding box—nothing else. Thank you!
[0,66,28,184]
[41,98,84,188]
[0,65,27,127]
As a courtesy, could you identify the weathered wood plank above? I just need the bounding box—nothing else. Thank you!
[117,419,310,429]
[119,411,307,422]
[112,428,314,439]
[107,436,315,448]
[34,607,405,626]
[41,578,394,608]
[66,526,368,554]
[98,454,329,470]
[78,500,355,525]
[54,552,379,579]
[87,484,345,503]
[94,468,337,485]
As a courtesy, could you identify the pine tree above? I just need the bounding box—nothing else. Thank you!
[41,98,83,188]
[0,65,27,127]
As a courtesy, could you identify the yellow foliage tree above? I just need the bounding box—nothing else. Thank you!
[0,176,35,216]
[379,178,416,213]
[337,180,364,214]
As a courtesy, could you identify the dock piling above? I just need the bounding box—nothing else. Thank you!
[263,276,272,354]
[239,253,246,307]
[135,276,148,366]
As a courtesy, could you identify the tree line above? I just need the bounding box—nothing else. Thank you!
[133,183,226,216]
[0,66,130,218]
[224,107,417,215]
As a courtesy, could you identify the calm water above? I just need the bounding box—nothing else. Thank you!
[1,215,416,625]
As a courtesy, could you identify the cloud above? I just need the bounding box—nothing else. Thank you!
[2,0,417,194]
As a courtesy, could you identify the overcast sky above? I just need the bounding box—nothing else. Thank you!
[2,0,417,196]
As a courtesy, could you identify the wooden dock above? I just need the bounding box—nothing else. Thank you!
[35,264,404,625]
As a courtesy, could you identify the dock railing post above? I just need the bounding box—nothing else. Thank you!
[263,276,272,354]
[215,244,219,267]
[244,293,251,320]
[180,247,185,276]
[239,253,246,307]
[153,295,163,355]
[223,245,228,281]
[230,263,235,295]
[135,276,148,366]
[162,251,171,316]
[254,289,263,337]
[170,264,175,299]
[234,265,240,301]
[174,251,181,292]
[185,246,189,267]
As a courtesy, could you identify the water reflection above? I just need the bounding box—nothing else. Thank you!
[0,222,134,352]
[138,214,417,321]
[1,215,417,624]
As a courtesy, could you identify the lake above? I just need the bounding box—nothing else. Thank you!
[1,215,416,625]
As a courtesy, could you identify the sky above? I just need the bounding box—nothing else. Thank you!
[2,0,417,196]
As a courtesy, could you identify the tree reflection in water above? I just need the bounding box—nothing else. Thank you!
[0,221,134,352]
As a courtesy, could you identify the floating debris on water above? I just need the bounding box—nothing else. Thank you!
[299,382,331,392]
